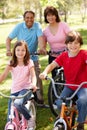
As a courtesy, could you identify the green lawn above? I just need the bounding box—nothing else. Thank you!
[0,17,87,130]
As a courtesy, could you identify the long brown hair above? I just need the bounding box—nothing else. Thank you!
[10,41,30,67]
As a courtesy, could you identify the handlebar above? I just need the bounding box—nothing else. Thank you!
[46,76,87,101]
[30,50,65,56]
[0,89,33,100]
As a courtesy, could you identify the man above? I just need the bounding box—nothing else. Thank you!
[6,10,47,106]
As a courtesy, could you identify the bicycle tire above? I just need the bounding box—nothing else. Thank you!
[48,74,64,117]
[25,100,36,120]
[71,111,77,127]
[53,123,65,130]
[4,121,17,130]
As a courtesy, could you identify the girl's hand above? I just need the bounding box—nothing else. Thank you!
[33,86,37,92]
[6,50,12,56]
[39,72,47,80]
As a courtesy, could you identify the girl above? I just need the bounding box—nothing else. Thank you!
[39,30,87,130]
[0,41,37,129]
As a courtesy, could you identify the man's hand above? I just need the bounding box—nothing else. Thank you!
[37,48,47,55]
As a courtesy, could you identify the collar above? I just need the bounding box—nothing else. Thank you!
[23,22,35,30]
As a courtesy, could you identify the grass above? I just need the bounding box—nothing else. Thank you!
[0,14,87,130]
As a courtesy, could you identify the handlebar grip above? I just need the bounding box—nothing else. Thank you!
[45,76,48,80]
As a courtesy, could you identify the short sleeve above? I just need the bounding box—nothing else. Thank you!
[43,29,47,42]
[28,59,34,70]
[54,52,66,66]
[62,22,71,35]
[8,23,20,39]
[35,22,43,37]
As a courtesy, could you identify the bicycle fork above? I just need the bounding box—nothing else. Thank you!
[54,102,67,130]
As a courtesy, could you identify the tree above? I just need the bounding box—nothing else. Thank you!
[0,0,8,19]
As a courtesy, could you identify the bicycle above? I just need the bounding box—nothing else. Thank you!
[46,76,87,130]
[31,51,65,113]
[0,89,36,130]
[48,67,65,117]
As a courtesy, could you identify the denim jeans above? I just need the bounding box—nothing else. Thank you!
[34,61,44,102]
[55,86,87,123]
[8,89,33,121]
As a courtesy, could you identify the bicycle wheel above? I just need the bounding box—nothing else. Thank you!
[25,100,36,120]
[53,123,65,130]
[5,121,17,130]
[48,74,64,117]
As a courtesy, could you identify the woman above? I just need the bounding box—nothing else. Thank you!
[43,6,71,78]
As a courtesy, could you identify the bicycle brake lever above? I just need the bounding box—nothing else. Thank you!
[45,76,49,80]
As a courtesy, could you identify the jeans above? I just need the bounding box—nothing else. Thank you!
[34,61,44,102]
[8,89,33,121]
[55,86,87,123]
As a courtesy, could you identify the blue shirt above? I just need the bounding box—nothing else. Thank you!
[9,22,43,61]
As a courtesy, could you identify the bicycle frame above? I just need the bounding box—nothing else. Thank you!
[54,102,78,130]
[46,77,87,130]
[0,90,35,130]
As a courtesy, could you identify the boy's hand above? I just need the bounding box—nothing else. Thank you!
[39,72,47,80]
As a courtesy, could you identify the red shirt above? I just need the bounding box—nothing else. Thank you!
[55,50,87,90]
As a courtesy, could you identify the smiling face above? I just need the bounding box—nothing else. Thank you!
[67,40,81,55]
[24,12,34,28]
[15,45,26,61]
[46,14,57,24]
[65,31,83,56]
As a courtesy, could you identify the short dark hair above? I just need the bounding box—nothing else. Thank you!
[23,10,35,18]
[65,30,83,45]
[44,6,61,23]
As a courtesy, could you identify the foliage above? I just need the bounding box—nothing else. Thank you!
[0,0,87,23]
[0,14,87,130]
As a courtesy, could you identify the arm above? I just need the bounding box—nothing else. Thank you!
[38,36,47,55]
[39,61,58,80]
[6,37,12,56]
[0,65,11,83]
[30,66,37,92]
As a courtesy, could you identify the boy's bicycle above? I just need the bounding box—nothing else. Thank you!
[46,76,87,130]
[48,67,65,116]
[0,89,36,130]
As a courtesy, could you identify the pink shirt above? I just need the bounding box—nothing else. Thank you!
[10,59,34,93]
[43,22,71,52]
[55,50,87,90]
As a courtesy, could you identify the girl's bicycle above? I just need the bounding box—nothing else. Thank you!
[0,89,36,130]
[46,76,87,130]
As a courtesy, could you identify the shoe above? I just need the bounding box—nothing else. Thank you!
[36,103,49,108]
[77,123,84,130]
[36,101,49,108]
[35,98,44,104]
[28,116,36,130]
[36,98,49,108]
